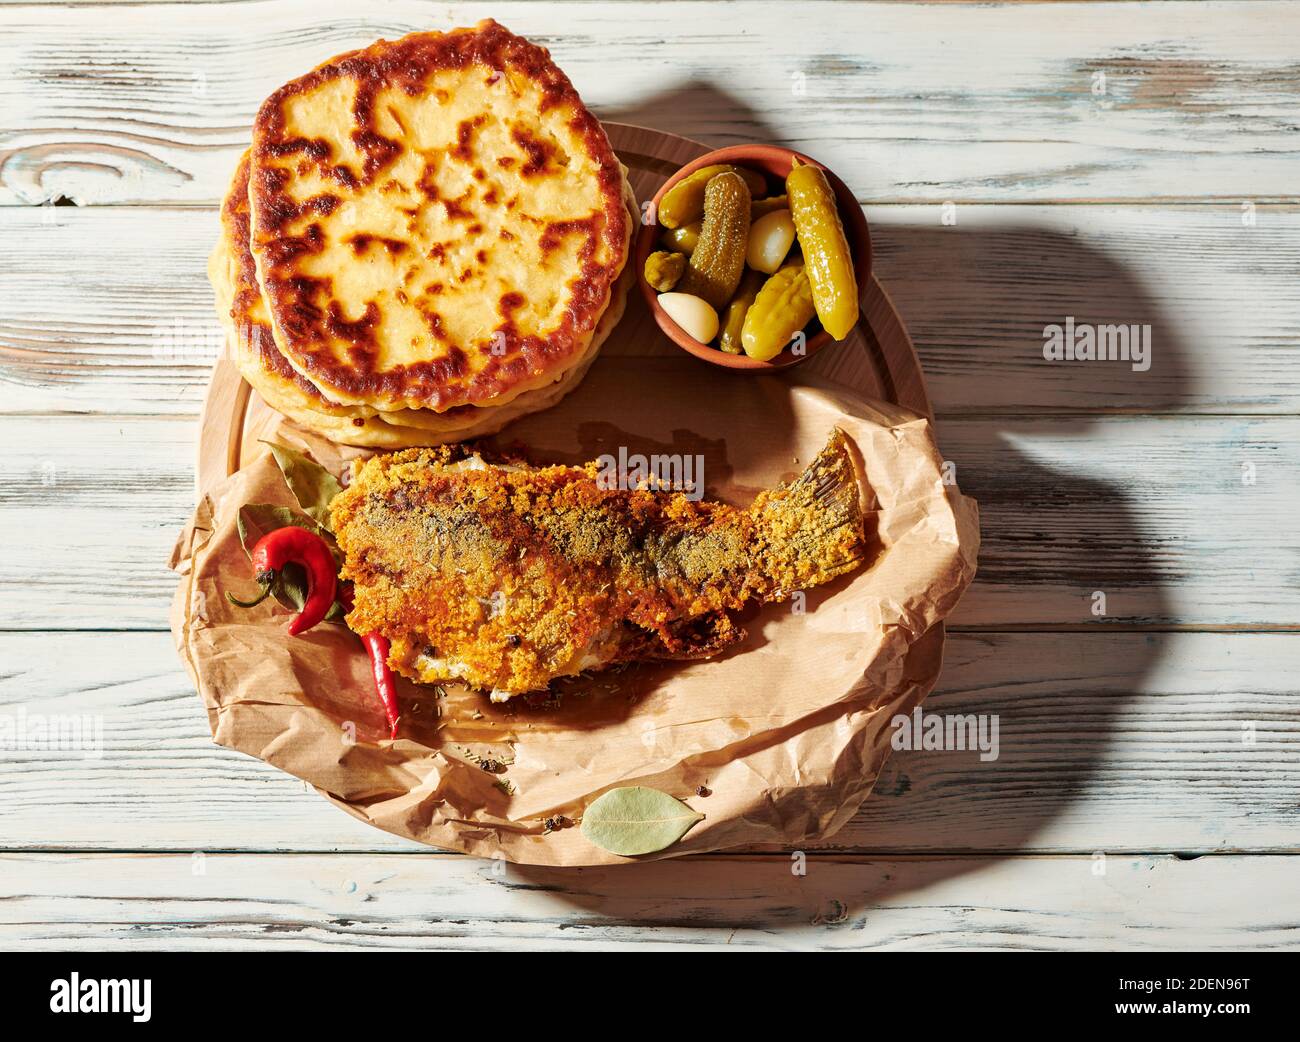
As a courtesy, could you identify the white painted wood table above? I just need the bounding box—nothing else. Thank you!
[1,0,1297,951]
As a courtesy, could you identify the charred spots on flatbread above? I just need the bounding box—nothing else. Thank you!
[261,222,325,266]
[346,233,408,256]
[510,125,556,176]
[326,299,381,348]
[538,215,601,261]
[452,115,488,162]
[304,193,340,217]
[422,310,450,343]
[350,129,403,182]
[264,135,332,163]
[327,163,361,191]
[442,192,474,221]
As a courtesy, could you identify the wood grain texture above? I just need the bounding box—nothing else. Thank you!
[3,414,1296,630]
[2,2,1298,205]
[1,631,1295,855]
[3,204,1298,417]
[1,0,1296,949]
[0,417,191,630]
[3,851,1296,950]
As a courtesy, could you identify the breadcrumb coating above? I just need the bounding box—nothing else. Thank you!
[330,430,867,696]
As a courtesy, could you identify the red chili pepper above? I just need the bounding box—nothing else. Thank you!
[340,583,399,738]
[362,631,401,739]
[227,527,337,636]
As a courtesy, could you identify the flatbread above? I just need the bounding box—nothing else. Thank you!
[245,20,631,413]
[211,155,633,447]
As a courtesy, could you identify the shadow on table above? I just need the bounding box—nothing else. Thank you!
[503,81,1183,928]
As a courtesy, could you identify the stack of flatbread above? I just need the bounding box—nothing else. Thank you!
[210,20,634,447]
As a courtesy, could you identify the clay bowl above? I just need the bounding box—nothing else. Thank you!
[634,143,872,371]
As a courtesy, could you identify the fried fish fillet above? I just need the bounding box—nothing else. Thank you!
[330,430,868,699]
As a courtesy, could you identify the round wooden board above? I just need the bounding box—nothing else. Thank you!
[196,122,930,496]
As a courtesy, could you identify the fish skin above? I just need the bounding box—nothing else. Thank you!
[330,429,868,698]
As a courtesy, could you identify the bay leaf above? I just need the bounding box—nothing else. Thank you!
[580,787,704,856]
[263,441,343,529]
[271,559,309,612]
[262,561,348,621]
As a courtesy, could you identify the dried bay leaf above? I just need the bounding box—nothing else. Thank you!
[580,787,703,856]
[263,442,343,529]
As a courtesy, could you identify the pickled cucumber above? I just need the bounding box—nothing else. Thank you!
[740,261,815,362]
[658,164,766,229]
[644,250,686,292]
[751,194,788,219]
[718,268,765,354]
[659,220,701,255]
[676,171,751,310]
[785,157,857,340]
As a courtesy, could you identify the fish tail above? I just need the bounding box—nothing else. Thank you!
[749,428,868,592]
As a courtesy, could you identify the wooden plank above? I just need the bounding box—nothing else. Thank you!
[0,207,223,415]
[873,204,1300,415]
[0,417,192,630]
[2,850,1295,950]
[3,204,1299,417]
[2,413,1297,629]
[1,631,1295,853]
[857,630,1300,852]
[944,412,1300,627]
[2,2,1298,206]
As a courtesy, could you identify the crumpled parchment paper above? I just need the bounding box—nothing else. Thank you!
[170,356,978,865]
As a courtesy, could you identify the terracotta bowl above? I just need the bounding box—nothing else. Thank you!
[634,143,872,371]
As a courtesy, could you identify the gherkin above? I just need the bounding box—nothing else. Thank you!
[676,172,752,310]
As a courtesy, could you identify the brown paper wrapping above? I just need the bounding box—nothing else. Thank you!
[169,357,978,865]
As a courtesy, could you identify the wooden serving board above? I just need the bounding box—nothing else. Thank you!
[196,122,930,495]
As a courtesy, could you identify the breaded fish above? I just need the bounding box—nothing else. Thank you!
[330,430,868,699]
